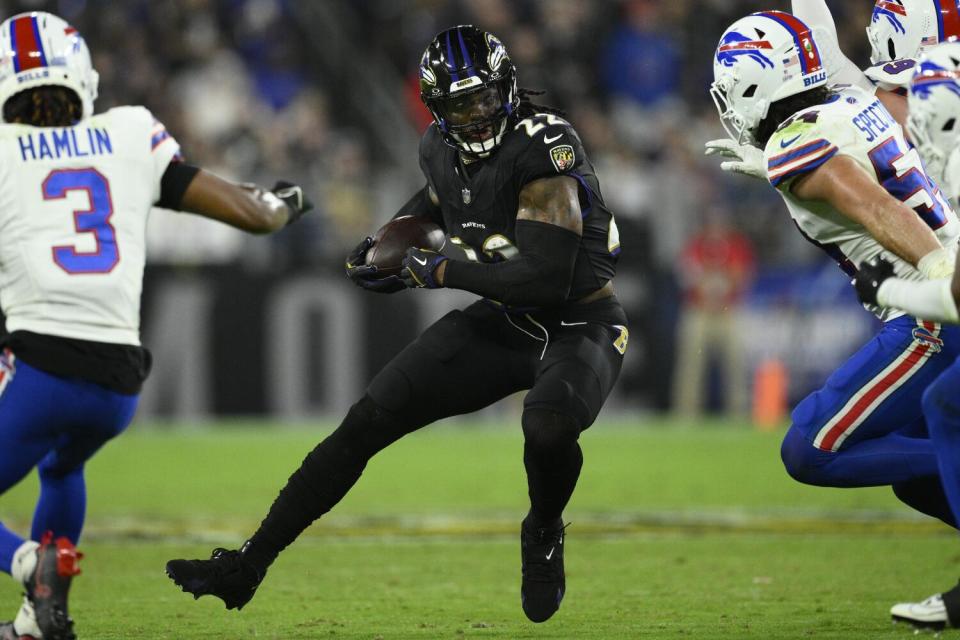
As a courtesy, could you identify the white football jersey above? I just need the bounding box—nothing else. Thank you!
[0,106,181,345]
[863,58,918,93]
[764,85,960,321]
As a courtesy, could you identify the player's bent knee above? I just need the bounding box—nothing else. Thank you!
[923,368,960,424]
[323,395,413,460]
[524,376,593,429]
[780,425,830,486]
[521,409,581,458]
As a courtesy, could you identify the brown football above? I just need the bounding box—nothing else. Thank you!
[364,215,446,278]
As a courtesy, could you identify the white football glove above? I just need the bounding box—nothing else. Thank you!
[704,138,766,180]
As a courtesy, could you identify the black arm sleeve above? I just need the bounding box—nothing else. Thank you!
[392,184,444,228]
[156,161,201,210]
[443,220,580,307]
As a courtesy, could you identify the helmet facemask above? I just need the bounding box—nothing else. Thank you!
[425,79,516,158]
[419,25,520,159]
[710,70,769,146]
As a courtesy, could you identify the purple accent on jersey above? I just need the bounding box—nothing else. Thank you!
[767,139,830,170]
[716,31,773,69]
[768,147,837,187]
[883,58,916,75]
[791,219,856,276]
[445,31,459,82]
[457,27,473,70]
[568,172,594,219]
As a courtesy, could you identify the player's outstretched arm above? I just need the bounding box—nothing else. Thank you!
[704,138,765,179]
[855,257,960,323]
[177,168,311,234]
[792,154,947,270]
[406,175,582,306]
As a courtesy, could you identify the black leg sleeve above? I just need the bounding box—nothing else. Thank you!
[892,476,958,529]
[522,408,583,527]
[242,396,417,573]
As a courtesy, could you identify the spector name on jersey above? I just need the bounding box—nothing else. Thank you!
[16,127,113,162]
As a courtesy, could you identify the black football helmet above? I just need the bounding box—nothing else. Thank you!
[419,25,519,158]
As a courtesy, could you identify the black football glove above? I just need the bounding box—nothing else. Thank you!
[345,236,405,293]
[272,181,313,226]
[854,257,896,306]
[401,247,447,289]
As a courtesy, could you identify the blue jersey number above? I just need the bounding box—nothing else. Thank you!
[868,137,949,230]
[44,168,119,274]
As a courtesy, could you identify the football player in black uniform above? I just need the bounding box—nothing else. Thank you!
[166,25,627,624]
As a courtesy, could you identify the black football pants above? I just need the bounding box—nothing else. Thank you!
[243,296,627,571]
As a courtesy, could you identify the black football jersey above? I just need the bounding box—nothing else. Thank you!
[418,113,619,301]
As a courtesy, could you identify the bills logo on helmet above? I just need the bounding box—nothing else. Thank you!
[716,31,774,69]
[911,59,960,97]
[486,32,506,73]
[872,1,907,34]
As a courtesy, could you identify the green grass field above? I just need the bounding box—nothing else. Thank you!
[0,417,956,639]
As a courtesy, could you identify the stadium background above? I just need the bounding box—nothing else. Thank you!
[3,2,959,638]
[0,0,874,420]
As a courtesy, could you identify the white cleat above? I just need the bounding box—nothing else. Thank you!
[892,593,949,632]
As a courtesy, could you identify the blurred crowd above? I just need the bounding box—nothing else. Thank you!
[0,0,881,412]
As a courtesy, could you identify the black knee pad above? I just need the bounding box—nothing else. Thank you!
[320,395,411,460]
[522,408,581,458]
[524,374,592,428]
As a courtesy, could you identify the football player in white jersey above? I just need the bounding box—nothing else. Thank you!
[0,12,311,640]
[711,9,960,538]
[852,42,960,632]
[706,0,960,177]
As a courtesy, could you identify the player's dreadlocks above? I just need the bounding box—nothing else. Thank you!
[3,86,82,127]
[754,86,832,147]
[514,88,567,120]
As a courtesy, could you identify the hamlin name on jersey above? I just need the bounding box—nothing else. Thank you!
[16,125,114,162]
[764,85,959,321]
[0,106,181,345]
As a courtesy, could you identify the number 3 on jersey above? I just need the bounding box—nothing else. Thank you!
[44,168,119,274]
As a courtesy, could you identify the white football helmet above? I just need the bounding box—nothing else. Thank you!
[711,11,828,146]
[866,0,960,64]
[908,41,960,198]
[0,12,98,121]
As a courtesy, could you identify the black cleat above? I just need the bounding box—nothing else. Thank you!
[24,532,81,640]
[166,548,264,610]
[520,518,567,623]
[0,621,38,640]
